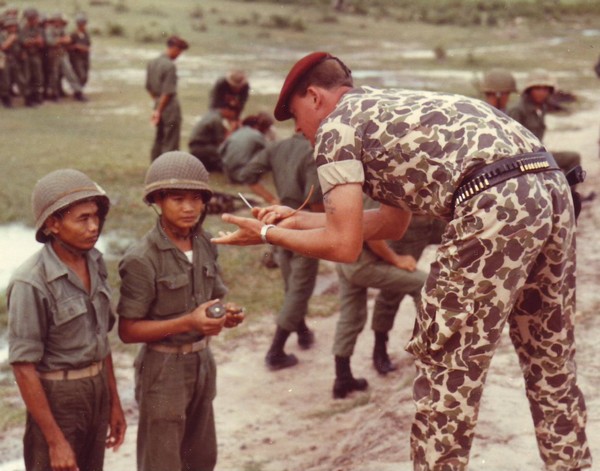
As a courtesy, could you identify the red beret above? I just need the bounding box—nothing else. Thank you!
[167,35,189,50]
[274,51,332,121]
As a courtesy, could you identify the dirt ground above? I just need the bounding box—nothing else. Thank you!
[1,59,599,471]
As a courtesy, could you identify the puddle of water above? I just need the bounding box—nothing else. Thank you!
[0,224,120,292]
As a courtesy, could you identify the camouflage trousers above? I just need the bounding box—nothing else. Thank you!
[405,170,591,471]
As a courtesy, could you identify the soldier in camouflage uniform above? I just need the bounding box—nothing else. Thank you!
[214,52,591,471]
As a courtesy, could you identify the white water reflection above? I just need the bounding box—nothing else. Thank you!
[0,223,115,292]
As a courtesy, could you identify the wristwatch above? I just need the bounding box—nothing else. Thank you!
[260,224,277,244]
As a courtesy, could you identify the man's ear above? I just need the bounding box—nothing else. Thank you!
[305,86,323,110]
[45,216,61,236]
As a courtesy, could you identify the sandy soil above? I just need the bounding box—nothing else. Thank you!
[1,81,599,471]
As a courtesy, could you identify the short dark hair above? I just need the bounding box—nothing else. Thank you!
[293,57,353,99]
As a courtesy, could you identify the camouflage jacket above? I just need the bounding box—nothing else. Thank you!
[314,86,541,220]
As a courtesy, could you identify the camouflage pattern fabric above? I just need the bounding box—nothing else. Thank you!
[312,86,591,470]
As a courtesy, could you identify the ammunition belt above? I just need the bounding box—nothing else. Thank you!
[453,151,560,208]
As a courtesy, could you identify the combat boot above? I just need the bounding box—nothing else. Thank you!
[24,95,36,107]
[333,356,368,399]
[373,331,396,375]
[297,319,314,350]
[74,91,87,102]
[265,326,298,371]
[1,96,12,108]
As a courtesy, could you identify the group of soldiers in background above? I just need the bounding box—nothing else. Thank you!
[0,5,90,108]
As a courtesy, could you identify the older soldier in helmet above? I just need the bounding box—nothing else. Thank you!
[117,151,244,471]
[7,169,126,471]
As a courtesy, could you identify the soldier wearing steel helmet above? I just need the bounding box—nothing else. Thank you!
[44,12,86,101]
[69,12,91,88]
[20,7,45,105]
[508,68,586,193]
[475,67,516,112]
[0,15,27,108]
[117,151,244,471]
[7,169,126,471]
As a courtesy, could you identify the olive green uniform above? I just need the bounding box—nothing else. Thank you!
[221,126,267,183]
[508,93,581,173]
[44,22,83,99]
[371,216,446,334]
[19,22,45,101]
[69,28,91,86]
[146,53,182,161]
[117,220,227,471]
[8,244,114,471]
[188,109,230,171]
[240,133,323,333]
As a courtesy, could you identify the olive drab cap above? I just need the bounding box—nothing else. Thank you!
[523,68,557,93]
[479,68,517,93]
[144,151,213,204]
[32,169,110,243]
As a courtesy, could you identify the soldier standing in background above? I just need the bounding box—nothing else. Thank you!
[20,7,45,105]
[44,13,86,102]
[69,13,91,89]
[0,16,27,108]
[146,35,188,161]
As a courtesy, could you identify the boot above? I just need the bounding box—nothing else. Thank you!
[265,326,298,371]
[373,331,396,375]
[74,91,87,102]
[24,95,36,107]
[333,356,368,399]
[1,96,11,108]
[297,319,314,350]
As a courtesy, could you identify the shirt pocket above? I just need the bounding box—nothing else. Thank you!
[155,272,190,317]
[54,295,88,326]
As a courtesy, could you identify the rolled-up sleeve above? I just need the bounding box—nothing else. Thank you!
[117,256,156,319]
[317,160,364,195]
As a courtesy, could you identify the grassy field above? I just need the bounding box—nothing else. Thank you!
[1,0,600,430]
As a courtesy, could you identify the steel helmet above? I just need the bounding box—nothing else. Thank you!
[523,69,557,93]
[32,169,110,243]
[479,68,517,93]
[144,151,213,204]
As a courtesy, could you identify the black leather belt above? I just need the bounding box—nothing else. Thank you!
[453,151,560,208]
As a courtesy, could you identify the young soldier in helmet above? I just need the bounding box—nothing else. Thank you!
[7,169,126,471]
[508,68,581,174]
[476,67,516,113]
[117,151,244,471]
